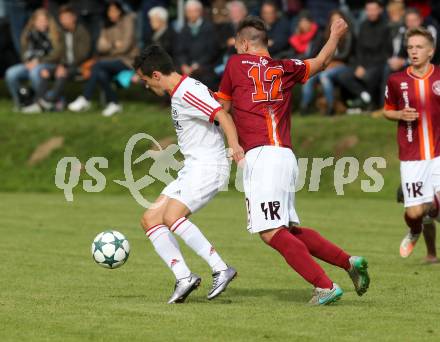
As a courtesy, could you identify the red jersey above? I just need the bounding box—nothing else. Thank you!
[385,64,440,161]
[216,53,310,152]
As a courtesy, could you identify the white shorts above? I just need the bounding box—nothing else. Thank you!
[161,161,230,213]
[243,146,299,234]
[400,156,440,207]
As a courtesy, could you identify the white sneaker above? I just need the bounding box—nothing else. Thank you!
[102,102,122,117]
[68,96,91,112]
[21,103,42,114]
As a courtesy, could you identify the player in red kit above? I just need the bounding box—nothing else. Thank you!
[216,17,370,305]
[384,27,440,258]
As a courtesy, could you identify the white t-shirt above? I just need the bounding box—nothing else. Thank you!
[170,76,227,164]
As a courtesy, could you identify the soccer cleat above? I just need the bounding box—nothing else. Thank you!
[399,231,420,258]
[167,273,201,304]
[347,256,370,296]
[207,266,237,300]
[308,283,343,305]
[68,96,91,112]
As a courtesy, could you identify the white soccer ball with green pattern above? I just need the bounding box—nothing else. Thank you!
[91,230,130,269]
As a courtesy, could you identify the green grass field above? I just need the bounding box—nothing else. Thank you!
[1,191,440,341]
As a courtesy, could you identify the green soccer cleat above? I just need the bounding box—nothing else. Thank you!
[348,256,370,296]
[308,283,343,305]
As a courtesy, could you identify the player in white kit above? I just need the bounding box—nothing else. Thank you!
[133,45,244,303]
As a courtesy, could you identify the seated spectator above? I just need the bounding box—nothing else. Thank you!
[260,1,291,58]
[5,8,62,112]
[68,1,138,117]
[144,6,174,56]
[337,0,392,110]
[300,10,354,115]
[26,5,91,112]
[288,10,321,59]
[174,0,218,89]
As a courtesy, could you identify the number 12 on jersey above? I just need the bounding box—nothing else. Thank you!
[248,65,284,102]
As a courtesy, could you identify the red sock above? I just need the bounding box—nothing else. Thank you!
[290,226,351,271]
[404,213,423,235]
[269,228,333,289]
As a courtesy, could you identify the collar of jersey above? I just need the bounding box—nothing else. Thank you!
[407,64,434,80]
[170,75,188,97]
[244,52,272,58]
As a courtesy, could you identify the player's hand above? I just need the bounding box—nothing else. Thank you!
[400,107,419,121]
[330,18,348,39]
[230,144,245,164]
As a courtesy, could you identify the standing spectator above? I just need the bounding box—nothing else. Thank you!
[300,10,354,115]
[304,0,339,29]
[144,7,174,56]
[337,0,392,110]
[27,5,92,112]
[68,1,138,117]
[5,8,62,112]
[174,0,218,89]
[288,10,321,59]
[260,1,291,58]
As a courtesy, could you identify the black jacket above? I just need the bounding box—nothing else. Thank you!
[355,17,392,68]
[174,19,218,69]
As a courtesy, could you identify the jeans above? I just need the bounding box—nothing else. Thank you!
[301,65,349,109]
[4,0,30,56]
[39,65,77,102]
[5,63,53,106]
[83,59,128,104]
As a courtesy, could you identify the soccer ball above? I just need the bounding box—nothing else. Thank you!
[91,230,130,269]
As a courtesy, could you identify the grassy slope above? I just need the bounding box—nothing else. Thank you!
[0,99,399,199]
[1,192,439,342]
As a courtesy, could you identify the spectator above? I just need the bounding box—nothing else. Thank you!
[68,1,138,117]
[174,0,218,89]
[304,0,339,29]
[337,0,392,110]
[25,5,92,112]
[213,0,248,75]
[145,7,174,56]
[260,1,291,58]
[288,10,321,59]
[300,10,354,115]
[5,8,62,112]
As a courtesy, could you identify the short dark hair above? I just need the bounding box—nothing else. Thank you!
[236,16,268,47]
[58,4,76,16]
[133,45,176,77]
[365,0,383,7]
[405,7,422,18]
[406,27,435,47]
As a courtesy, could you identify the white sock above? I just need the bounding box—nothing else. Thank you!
[171,217,228,273]
[146,224,191,280]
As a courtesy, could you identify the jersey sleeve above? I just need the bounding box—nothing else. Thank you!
[216,58,233,101]
[384,77,399,111]
[282,59,310,84]
[182,84,222,123]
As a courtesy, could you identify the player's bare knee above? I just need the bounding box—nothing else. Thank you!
[405,206,425,220]
[140,209,162,230]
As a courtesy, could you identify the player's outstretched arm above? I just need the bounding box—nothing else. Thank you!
[215,109,244,163]
[305,18,348,77]
[384,108,419,122]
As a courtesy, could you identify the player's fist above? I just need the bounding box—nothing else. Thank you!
[330,18,348,39]
[400,107,419,122]
[230,144,245,165]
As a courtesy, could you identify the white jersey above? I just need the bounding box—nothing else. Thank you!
[170,75,227,164]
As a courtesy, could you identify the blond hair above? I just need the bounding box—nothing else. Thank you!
[21,8,60,47]
[406,27,435,47]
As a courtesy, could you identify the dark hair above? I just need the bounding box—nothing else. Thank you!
[58,4,76,16]
[405,7,422,18]
[406,27,435,47]
[236,16,268,46]
[365,0,383,7]
[104,0,126,27]
[133,45,175,77]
